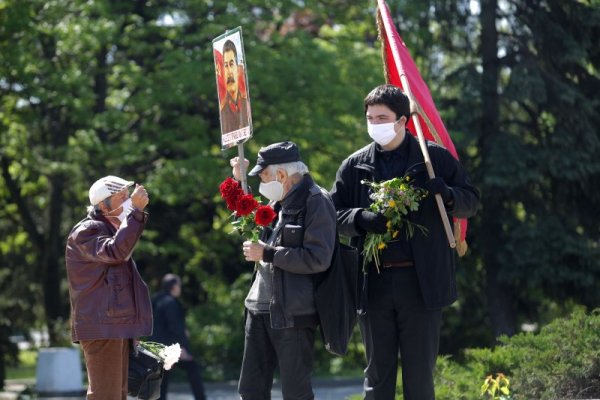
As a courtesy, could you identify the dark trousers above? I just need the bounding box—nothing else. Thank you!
[238,312,316,400]
[360,267,442,400]
[159,359,206,400]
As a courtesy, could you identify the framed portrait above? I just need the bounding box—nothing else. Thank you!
[212,27,253,150]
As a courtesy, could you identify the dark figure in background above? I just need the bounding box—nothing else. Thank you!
[150,274,206,400]
[330,84,480,400]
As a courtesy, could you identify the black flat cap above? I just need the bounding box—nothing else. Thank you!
[248,141,301,176]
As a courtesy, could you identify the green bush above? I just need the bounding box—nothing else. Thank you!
[387,355,484,400]
[431,308,600,400]
[434,355,485,400]
[188,273,250,381]
[502,308,600,399]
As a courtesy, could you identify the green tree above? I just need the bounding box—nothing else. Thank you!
[388,0,600,344]
[3,0,597,386]
[0,0,381,381]
[476,0,600,336]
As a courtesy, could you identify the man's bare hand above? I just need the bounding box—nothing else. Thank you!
[230,157,250,181]
[131,184,149,210]
[243,240,265,262]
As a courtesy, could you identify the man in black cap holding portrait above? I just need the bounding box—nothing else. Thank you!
[230,141,337,399]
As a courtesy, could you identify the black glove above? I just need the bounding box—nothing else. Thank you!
[423,177,453,204]
[356,210,388,234]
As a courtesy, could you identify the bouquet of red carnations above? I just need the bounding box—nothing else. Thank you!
[219,177,277,241]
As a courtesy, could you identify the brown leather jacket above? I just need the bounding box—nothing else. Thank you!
[65,208,153,342]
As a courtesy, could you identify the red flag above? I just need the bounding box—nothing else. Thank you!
[376,0,468,255]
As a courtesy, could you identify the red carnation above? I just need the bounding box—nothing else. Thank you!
[219,177,242,201]
[255,205,277,227]
[235,194,259,217]
[225,191,242,211]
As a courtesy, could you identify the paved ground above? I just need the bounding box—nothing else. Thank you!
[168,378,364,400]
[1,378,364,400]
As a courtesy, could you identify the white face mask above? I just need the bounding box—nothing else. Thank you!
[104,198,131,223]
[116,198,132,222]
[259,178,284,202]
[367,120,399,146]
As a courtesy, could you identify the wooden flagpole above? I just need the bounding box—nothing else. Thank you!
[237,143,249,193]
[376,5,456,249]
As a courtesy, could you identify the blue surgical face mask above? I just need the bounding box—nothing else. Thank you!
[259,177,284,202]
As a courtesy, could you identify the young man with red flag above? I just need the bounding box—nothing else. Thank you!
[375,0,471,254]
[330,84,480,399]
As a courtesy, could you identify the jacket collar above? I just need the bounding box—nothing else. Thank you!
[279,174,314,213]
[88,210,118,234]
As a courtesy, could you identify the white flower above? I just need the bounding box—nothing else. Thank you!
[158,343,182,370]
[137,341,182,371]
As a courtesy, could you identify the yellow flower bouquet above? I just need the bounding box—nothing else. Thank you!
[362,176,428,272]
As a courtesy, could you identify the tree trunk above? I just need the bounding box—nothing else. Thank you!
[0,355,5,390]
[480,0,517,337]
[44,104,70,345]
[482,197,517,337]
[44,173,68,345]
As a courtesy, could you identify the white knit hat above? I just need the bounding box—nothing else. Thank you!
[88,175,134,206]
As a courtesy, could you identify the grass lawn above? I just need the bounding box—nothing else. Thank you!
[6,350,37,380]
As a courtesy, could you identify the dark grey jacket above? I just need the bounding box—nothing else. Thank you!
[330,134,480,309]
[258,174,337,329]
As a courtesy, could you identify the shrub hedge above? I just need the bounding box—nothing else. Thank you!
[429,307,600,400]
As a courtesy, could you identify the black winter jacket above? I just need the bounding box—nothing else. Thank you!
[330,134,480,309]
[257,174,337,329]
